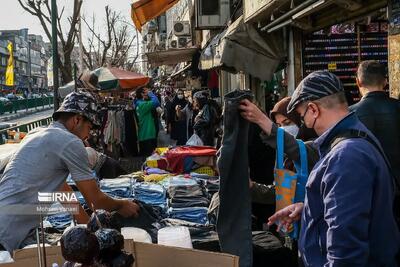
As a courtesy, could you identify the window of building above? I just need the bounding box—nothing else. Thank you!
[200,0,219,16]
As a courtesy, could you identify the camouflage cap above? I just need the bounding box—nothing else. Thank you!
[53,91,100,126]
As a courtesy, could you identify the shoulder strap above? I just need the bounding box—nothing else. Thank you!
[329,129,400,193]
[276,127,285,169]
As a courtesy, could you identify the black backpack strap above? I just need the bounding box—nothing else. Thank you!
[329,129,400,193]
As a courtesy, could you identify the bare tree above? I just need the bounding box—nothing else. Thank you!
[78,6,138,70]
[18,0,82,83]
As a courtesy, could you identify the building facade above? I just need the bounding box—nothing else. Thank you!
[138,0,396,109]
[0,29,49,93]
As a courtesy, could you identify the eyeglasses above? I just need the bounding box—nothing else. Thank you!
[300,105,310,125]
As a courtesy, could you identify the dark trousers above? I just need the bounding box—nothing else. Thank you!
[139,139,157,157]
[217,90,254,267]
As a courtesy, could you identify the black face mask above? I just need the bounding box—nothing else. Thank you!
[298,125,318,141]
[298,104,318,139]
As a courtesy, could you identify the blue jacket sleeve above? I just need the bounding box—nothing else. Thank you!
[148,92,160,108]
[322,140,374,267]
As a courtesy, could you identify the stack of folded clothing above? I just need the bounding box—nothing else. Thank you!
[133,183,166,207]
[191,173,220,197]
[168,207,209,225]
[162,218,219,251]
[160,175,198,188]
[100,178,133,199]
[46,212,73,231]
[168,184,210,208]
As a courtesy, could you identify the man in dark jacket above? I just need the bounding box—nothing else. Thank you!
[350,60,400,183]
[241,71,400,266]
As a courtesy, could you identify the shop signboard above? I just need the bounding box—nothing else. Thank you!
[244,0,276,23]
[328,63,337,71]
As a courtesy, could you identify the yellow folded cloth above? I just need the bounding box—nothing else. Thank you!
[144,174,170,182]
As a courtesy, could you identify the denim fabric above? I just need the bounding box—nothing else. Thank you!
[192,231,221,252]
[190,173,219,180]
[168,197,210,208]
[168,207,208,225]
[74,192,86,205]
[168,184,206,198]
[217,90,254,267]
[46,212,73,230]
[160,175,198,188]
[162,218,216,243]
[116,201,166,243]
[190,173,220,192]
[145,167,170,175]
[133,183,166,207]
[100,178,133,199]
[167,184,210,208]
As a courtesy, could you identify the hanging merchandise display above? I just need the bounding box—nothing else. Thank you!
[303,22,388,105]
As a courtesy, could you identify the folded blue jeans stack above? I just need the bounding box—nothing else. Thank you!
[100,178,133,199]
[133,182,166,207]
[167,184,210,208]
[160,175,198,188]
[46,212,73,230]
[168,207,209,225]
[191,173,220,196]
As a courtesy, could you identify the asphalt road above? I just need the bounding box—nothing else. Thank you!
[7,109,53,125]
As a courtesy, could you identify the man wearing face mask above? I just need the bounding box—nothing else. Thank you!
[242,71,400,266]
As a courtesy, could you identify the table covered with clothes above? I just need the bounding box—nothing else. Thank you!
[40,146,294,267]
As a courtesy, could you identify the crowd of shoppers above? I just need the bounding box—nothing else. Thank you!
[240,61,400,266]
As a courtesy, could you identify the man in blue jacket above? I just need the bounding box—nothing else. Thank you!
[247,71,399,266]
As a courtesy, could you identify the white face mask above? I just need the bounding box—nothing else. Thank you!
[281,125,299,137]
[177,94,184,99]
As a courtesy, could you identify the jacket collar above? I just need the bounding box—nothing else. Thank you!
[362,91,388,99]
[314,112,358,156]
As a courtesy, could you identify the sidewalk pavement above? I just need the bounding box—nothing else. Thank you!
[0,105,54,123]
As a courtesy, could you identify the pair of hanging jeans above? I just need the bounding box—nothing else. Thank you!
[217,90,254,267]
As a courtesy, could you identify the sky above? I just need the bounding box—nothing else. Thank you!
[1,0,136,42]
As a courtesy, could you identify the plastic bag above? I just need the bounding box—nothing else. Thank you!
[186,134,203,146]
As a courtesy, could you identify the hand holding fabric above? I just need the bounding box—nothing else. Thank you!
[239,99,273,135]
[117,200,140,218]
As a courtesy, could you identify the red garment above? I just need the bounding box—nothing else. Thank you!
[165,146,217,173]
[208,70,219,89]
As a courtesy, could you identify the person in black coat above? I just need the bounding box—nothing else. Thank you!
[169,89,189,145]
[350,61,400,185]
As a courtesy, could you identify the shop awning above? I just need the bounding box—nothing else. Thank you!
[261,0,387,33]
[93,67,150,90]
[146,47,198,67]
[131,0,180,32]
[199,16,285,82]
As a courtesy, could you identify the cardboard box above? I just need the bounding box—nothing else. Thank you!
[1,240,239,267]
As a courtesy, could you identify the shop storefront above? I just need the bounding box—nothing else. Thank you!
[242,0,391,103]
[303,19,388,105]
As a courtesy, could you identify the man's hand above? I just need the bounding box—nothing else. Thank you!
[268,202,304,232]
[239,99,273,135]
[117,200,140,218]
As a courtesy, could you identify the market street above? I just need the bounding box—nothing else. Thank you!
[0,1,399,267]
